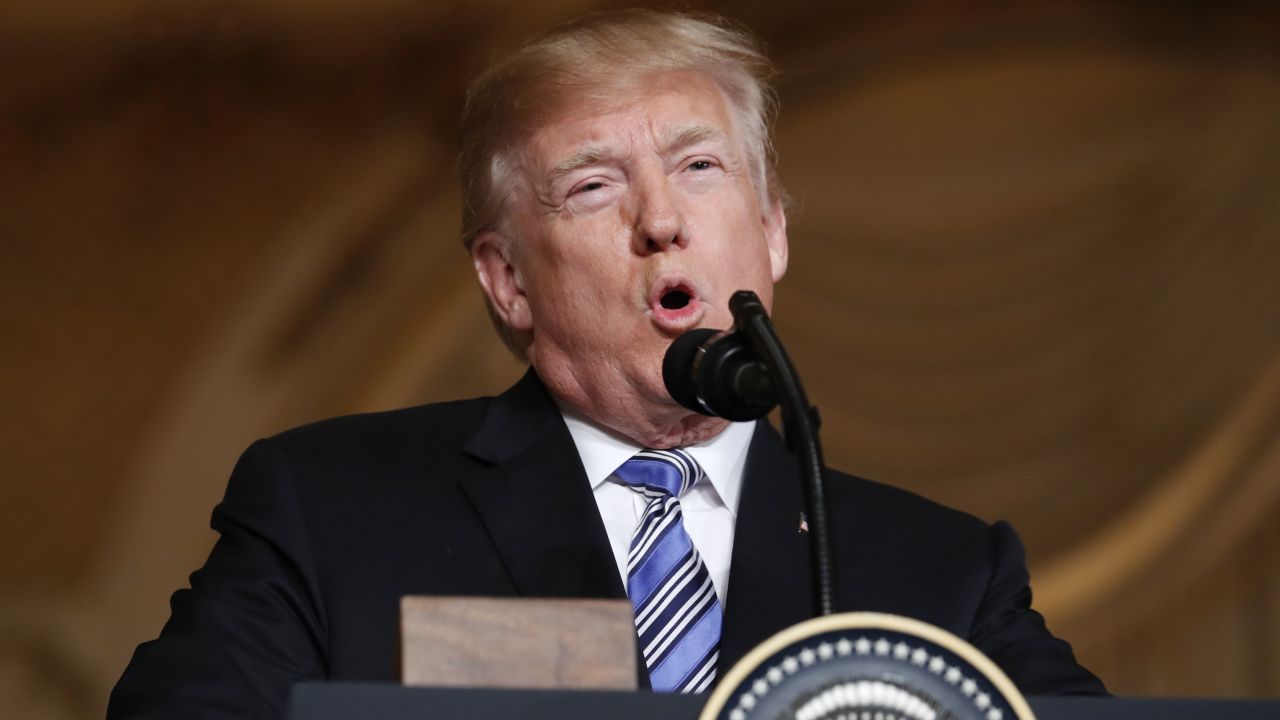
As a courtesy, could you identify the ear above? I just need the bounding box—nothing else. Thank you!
[763,198,789,282]
[472,230,533,331]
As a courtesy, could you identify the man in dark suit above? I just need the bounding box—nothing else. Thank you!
[108,10,1104,719]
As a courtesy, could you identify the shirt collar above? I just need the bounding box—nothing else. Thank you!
[560,410,754,518]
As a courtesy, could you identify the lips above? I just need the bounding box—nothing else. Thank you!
[647,274,705,333]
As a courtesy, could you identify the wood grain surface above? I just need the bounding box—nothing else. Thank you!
[400,597,638,690]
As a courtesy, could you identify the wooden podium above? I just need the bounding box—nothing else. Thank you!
[399,597,638,691]
[278,595,1280,720]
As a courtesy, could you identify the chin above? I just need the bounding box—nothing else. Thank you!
[645,414,731,450]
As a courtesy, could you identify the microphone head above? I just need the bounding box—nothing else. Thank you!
[663,328,719,415]
[664,327,776,421]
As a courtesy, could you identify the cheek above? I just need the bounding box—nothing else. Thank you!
[702,194,773,265]
[699,177,760,225]
[524,242,632,326]
[550,223,632,292]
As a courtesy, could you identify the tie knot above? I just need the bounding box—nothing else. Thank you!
[613,449,704,498]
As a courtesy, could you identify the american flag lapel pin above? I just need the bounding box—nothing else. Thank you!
[798,512,809,533]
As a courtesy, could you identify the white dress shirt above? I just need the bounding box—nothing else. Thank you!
[560,412,754,605]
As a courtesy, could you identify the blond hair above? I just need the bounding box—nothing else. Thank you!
[458,9,783,357]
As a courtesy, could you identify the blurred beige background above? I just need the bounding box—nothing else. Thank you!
[3,1,1279,717]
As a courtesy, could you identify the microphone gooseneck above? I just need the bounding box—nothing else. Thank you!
[662,290,838,618]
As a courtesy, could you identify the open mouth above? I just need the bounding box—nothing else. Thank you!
[648,277,704,332]
[660,288,692,310]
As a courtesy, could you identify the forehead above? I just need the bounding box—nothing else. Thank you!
[519,71,742,171]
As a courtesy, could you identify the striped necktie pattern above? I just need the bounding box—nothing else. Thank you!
[613,448,722,693]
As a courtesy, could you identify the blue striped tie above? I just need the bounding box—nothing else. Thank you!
[613,449,722,693]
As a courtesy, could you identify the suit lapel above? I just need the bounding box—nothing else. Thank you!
[719,423,814,672]
[457,373,813,686]
[458,370,626,601]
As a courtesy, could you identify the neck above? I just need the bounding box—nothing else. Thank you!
[552,387,730,449]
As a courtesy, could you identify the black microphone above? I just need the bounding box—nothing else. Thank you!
[664,290,839,619]
[662,327,777,422]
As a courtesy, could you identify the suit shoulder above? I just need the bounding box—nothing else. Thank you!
[256,395,494,473]
[826,467,991,539]
[270,394,488,450]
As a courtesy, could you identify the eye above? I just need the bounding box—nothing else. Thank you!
[687,159,715,172]
[573,180,606,195]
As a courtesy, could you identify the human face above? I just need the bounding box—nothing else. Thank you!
[471,72,788,448]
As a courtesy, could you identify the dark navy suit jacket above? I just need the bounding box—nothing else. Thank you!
[108,370,1104,718]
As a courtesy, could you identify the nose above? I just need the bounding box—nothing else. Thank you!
[632,171,686,255]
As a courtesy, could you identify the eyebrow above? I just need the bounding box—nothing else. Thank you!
[541,123,732,190]
[546,145,615,188]
[660,123,728,154]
